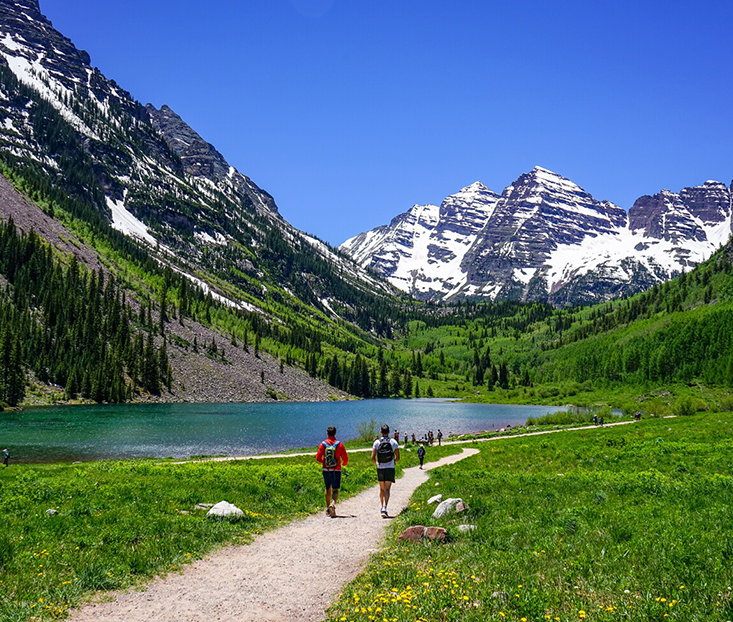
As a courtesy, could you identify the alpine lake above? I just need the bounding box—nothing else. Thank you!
[2,399,564,464]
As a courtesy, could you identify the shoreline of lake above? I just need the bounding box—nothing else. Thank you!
[1,399,564,464]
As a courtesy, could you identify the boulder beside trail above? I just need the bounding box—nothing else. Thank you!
[424,527,447,541]
[427,494,443,505]
[457,524,476,533]
[398,526,448,542]
[432,497,466,519]
[399,526,427,541]
[207,501,244,520]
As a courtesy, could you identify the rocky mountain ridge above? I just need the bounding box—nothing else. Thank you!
[0,0,392,325]
[341,166,733,306]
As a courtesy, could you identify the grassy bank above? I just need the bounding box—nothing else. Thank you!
[0,443,460,622]
[328,412,733,621]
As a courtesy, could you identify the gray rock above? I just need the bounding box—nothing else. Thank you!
[432,497,463,519]
[458,524,476,532]
[207,501,244,520]
[195,503,215,510]
[427,494,443,505]
[45,508,58,515]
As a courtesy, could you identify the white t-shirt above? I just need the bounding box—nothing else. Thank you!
[373,436,399,469]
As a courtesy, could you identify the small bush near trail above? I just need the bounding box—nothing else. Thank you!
[354,418,380,443]
[526,405,614,426]
[328,412,733,622]
[673,395,706,417]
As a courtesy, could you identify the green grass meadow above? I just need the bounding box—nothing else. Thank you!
[0,444,459,621]
[327,414,733,622]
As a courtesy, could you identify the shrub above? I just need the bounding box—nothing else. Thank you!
[718,395,733,413]
[673,396,705,417]
[354,419,379,443]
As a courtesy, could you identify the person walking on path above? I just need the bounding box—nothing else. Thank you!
[371,424,400,518]
[437,429,443,446]
[417,444,425,469]
[2,448,8,467]
[316,426,348,518]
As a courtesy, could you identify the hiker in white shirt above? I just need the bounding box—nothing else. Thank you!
[371,424,400,518]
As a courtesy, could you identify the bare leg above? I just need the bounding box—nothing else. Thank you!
[383,481,392,510]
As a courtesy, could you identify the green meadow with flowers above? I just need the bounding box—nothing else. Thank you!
[328,413,733,622]
[0,445,460,621]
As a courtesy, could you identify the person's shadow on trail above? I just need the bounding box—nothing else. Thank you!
[331,514,395,519]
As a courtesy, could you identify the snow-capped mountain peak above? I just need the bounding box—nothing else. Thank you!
[340,167,733,306]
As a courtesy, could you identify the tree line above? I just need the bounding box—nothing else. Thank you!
[0,218,172,406]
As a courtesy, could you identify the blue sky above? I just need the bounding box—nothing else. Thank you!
[40,0,733,246]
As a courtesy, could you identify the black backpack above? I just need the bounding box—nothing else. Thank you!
[376,437,394,464]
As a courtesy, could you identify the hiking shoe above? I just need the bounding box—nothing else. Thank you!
[328,501,336,518]
[381,507,388,518]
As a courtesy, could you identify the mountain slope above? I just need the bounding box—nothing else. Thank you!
[341,166,733,306]
[0,0,415,405]
[0,0,393,327]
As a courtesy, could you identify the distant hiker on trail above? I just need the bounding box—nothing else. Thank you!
[593,415,598,425]
[411,432,416,444]
[599,416,605,426]
[371,424,400,518]
[428,430,434,446]
[2,448,8,467]
[394,429,400,445]
[417,444,425,469]
[316,426,348,518]
[437,429,443,446]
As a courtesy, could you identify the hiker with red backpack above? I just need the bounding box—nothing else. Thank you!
[371,424,400,518]
[316,426,349,518]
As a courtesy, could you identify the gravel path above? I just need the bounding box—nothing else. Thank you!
[69,448,479,622]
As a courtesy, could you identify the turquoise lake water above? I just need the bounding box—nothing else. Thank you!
[0,399,563,463]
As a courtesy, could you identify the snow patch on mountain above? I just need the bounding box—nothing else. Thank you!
[340,167,733,305]
[107,197,156,246]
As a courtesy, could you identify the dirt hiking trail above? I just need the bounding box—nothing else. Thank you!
[70,448,479,622]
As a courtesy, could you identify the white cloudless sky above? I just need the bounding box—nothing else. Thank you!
[39,0,733,245]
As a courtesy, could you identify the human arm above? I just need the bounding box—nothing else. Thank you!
[337,442,348,467]
[393,440,400,463]
[315,442,324,466]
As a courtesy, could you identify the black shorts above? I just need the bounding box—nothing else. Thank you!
[323,469,342,490]
[377,468,395,483]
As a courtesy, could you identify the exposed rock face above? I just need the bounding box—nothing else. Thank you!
[146,104,278,216]
[0,0,393,341]
[341,182,500,299]
[341,167,733,306]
